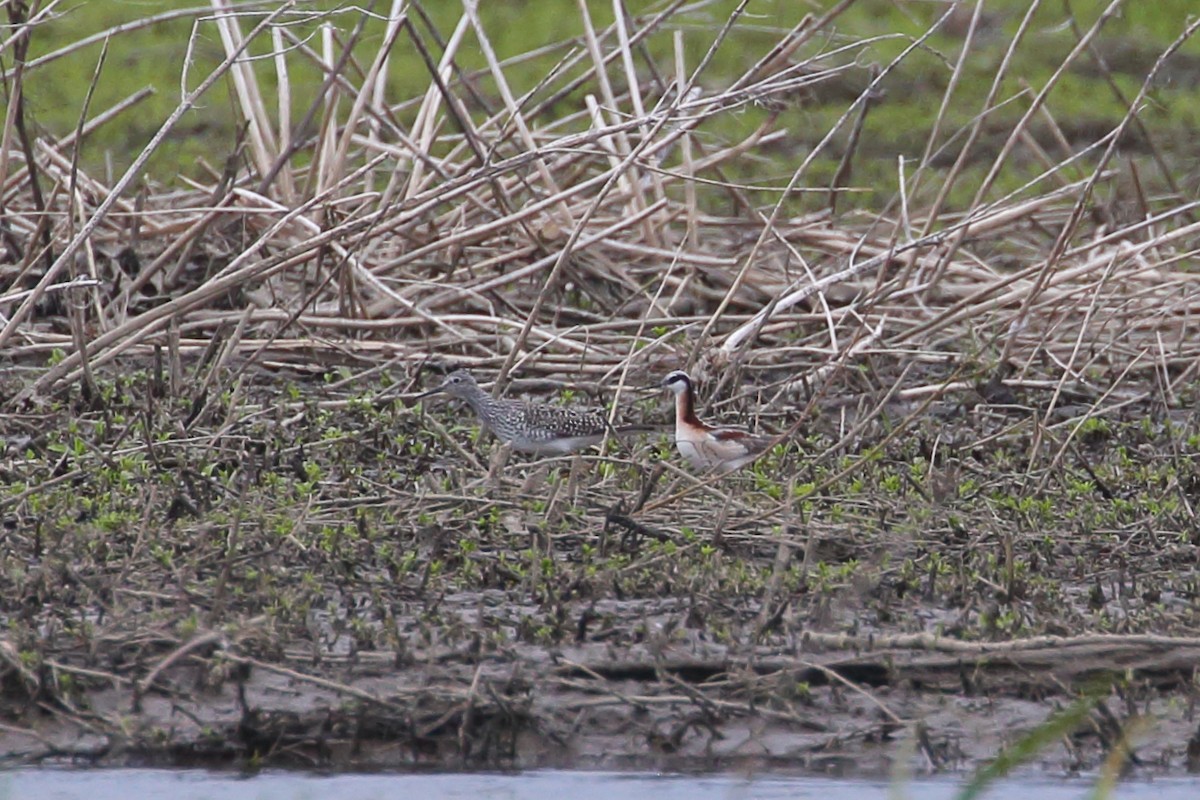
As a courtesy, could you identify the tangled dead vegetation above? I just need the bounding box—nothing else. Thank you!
[3,0,1200,777]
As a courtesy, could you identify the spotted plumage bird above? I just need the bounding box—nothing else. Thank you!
[417,369,656,456]
[660,369,773,473]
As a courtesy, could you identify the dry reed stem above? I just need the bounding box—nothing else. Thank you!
[0,3,296,356]
[0,0,1195,461]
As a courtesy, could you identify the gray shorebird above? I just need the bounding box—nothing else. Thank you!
[660,370,773,473]
[417,369,656,456]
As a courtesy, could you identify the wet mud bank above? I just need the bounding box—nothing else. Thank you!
[5,598,1200,776]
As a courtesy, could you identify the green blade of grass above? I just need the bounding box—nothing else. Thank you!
[955,692,1099,800]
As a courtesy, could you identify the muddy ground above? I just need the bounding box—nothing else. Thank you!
[3,358,1200,777]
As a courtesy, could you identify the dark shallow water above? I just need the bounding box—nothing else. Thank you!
[4,768,1200,800]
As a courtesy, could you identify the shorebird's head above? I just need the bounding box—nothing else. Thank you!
[660,370,693,397]
[417,369,480,400]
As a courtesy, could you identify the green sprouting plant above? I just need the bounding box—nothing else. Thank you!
[753,470,783,500]
[396,551,418,575]
[177,614,200,637]
[908,458,927,480]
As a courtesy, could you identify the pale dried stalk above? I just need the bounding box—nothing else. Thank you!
[576,0,654,243]
[270,25,296,203]
[212,0,280,184]
[462,0,573,231]
[0,2,297,354]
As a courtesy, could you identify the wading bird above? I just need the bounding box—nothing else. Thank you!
[417,369,656,456]
[659,369,773,473]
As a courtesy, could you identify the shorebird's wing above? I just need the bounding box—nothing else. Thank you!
[521,402,608,438]
[703,429,774,471]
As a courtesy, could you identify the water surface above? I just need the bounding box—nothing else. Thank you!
[5,768,1200,800]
